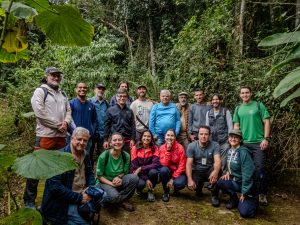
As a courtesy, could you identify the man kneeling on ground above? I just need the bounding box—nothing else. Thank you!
[186,125,221,207]
[40,127,97,225]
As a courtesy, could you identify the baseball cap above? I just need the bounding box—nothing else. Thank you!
[95,83,106,89]
[45,67,63,75]
[229,129,243,138]
[178,91,188,97]
[137,84,147,90]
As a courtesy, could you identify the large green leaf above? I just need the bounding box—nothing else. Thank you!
[0,144,6,151]
[0,48,29,63]
[273,67,300,98]
[35,5,94,46]
[280,87,300,107]
[0,153,16,170]
[0,208,42,225]
[1,1,37,19]
[258,31,300,47]
[24,0,49,13]
[12,150,78,179]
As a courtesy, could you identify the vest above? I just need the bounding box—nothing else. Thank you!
[208,107,228,145]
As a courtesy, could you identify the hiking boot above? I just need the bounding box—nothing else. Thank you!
[226,194,239,209]
[211,196,220,207]
[147,189,155,202]
[121,200,135,212]
[162,192,170,202]
[24,202,36,210]
[259,194,268,206]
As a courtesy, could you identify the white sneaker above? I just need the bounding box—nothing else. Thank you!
[259,194,268,206]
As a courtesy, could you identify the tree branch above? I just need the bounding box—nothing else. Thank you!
[101,20,135,43]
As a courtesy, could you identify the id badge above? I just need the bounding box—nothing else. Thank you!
[201,158,207,165]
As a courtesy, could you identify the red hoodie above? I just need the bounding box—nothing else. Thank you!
[159,141,186,178]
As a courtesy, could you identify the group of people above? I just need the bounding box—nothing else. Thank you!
[24,67,271,224]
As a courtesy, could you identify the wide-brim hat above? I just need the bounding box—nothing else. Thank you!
[229,129,243,138]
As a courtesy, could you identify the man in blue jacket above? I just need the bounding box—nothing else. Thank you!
[40,127,95,225]
[69,82,97,154]
[149,89,180,146]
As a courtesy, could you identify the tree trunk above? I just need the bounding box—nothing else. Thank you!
[239,0,246,56]
[148,16,156,76]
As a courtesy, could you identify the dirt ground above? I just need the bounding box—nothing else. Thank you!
[97,185,300,225]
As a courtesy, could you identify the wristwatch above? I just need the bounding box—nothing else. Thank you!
[264,137,271,141]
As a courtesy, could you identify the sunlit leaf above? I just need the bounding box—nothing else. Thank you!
[258,32,300,47]
[273,68,300,98]
[22,112,35,118]
[0,208,42,225]
[2,31,28,53]
[280,87,300,107]
[24,0,49,13]
[0,48,29,63]
[12,150,78,179]
[35,5,94,46]
[0,7,5,16]
[0,144,6,151]
[2,1,37,19]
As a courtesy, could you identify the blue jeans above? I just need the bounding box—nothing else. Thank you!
[217,179,258,218]
[67,204,90,225]
[159,166,186,193]
[136,169,159,191]
[244,142,267,195]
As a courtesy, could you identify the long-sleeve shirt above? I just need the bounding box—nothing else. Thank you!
[91,97,109,139]
[69,98,97,136]
[31,84,71,137]
[104,104,136,140]
[130,145,160,181]
[149,102,181,138]
[188,103,211,135]
[159,141,186,178]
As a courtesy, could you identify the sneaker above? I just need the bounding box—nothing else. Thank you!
[259,194,268,206]
[225,194,239,209]
[121,200,135,212]
[162,192,170,202]
[147,189,155,202]
[211,196,220,207]
[24,202,36,210]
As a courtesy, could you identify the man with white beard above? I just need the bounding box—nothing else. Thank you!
[176,92,190,150]
[91,83,109,165]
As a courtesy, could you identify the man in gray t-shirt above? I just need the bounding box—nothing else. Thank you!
[186,126,221,207]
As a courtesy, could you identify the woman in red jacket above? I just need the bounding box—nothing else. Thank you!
[159,129,187,202]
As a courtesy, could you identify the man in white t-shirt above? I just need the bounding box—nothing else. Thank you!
[130,85,153,141]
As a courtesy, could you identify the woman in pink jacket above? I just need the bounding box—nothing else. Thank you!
[159,129,187,202]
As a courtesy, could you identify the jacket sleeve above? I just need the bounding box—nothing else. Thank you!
[91,104,97,136]
[104,109,112,140]
[64,99,72,124]
[31,88,60,129]
[172,145,186,178]
[141,146,160,172]
[149,104,157,136]
[175,106,181,136]
[188,105,193,135]
[159,144,172,167]
[46,173,82,204]
[85,153,96,186]
[240,149,255,195]
[130,146,139,173]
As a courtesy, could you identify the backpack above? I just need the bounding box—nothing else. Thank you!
[39,86,67,103]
